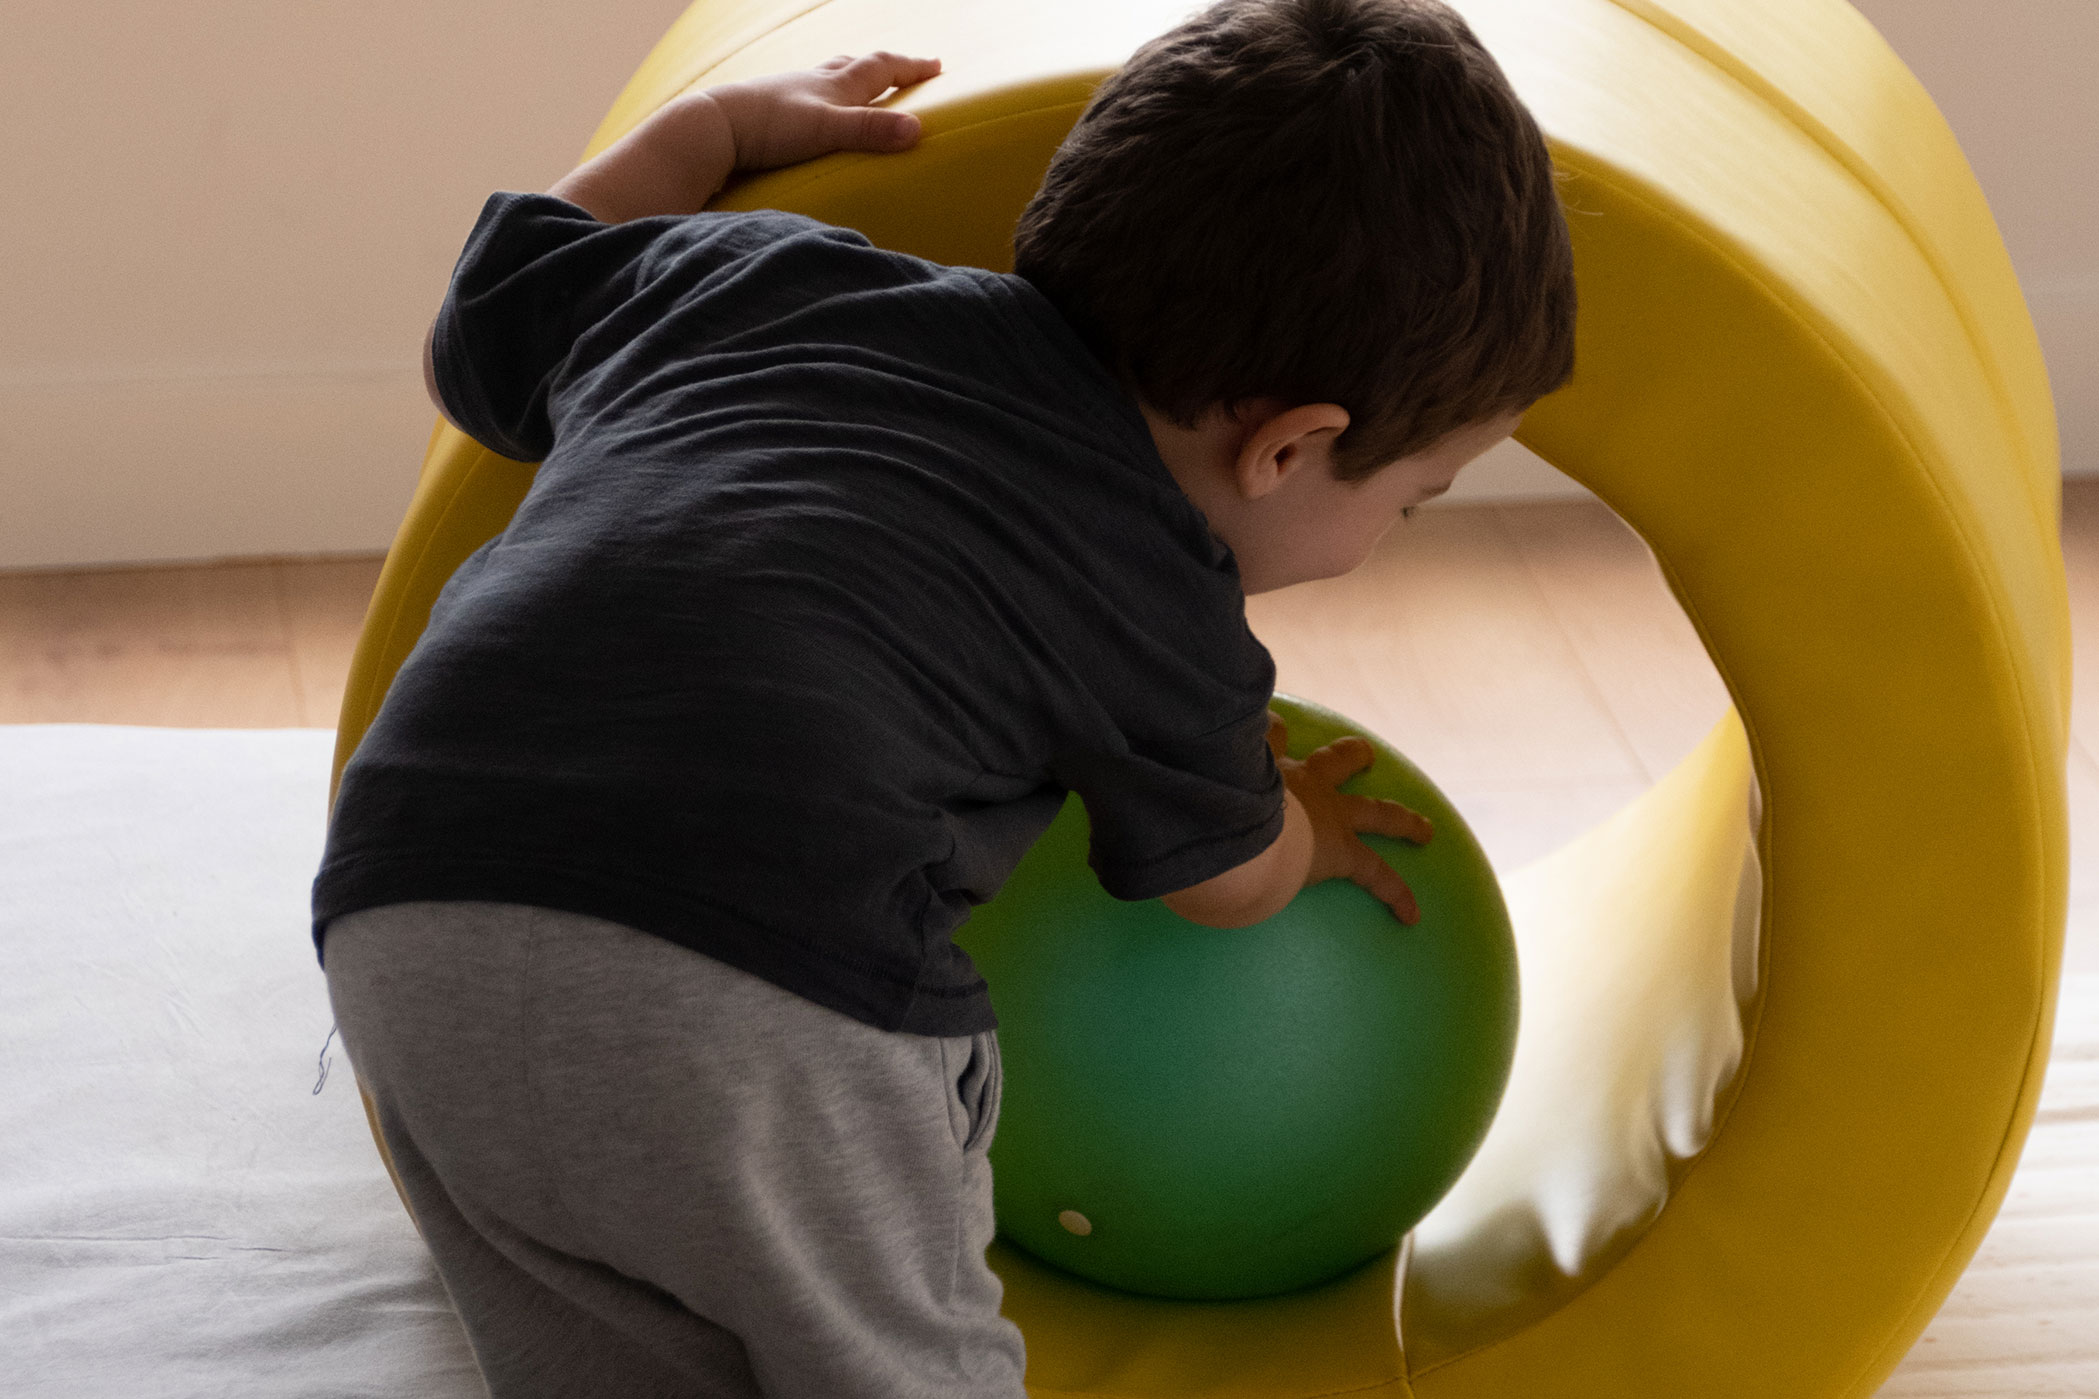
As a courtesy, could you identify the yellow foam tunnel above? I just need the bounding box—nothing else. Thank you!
[333,0,2070,1393]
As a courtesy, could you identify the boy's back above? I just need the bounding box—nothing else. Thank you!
[317,192,1282,1035]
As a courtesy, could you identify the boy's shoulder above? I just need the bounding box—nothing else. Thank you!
[656,204,947,289]
[663,205,1116,401]
[491,191,1055,361]
[466,191,1148,473]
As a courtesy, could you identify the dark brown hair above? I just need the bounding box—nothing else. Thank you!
[1012,0,1574,478]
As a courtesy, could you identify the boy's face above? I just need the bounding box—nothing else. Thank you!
[1144,400,1520,595]
[1255,412,1519,591]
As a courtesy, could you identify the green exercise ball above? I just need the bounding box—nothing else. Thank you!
[955,693,1519,1301]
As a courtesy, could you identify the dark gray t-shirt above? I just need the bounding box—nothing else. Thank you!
[313,191,1284,1035]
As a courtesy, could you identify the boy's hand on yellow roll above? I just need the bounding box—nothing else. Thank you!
[707,52,943,174]
[546,52,940,225]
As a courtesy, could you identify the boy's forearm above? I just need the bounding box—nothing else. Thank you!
[1159,791,1314,929]
[546,93,738,225]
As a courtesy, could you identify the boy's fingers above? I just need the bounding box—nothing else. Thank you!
[1301,735,1374,786]
[829,102,922,151]
[835,50,943,101]
[817,52,940,152]
[1349,844,1420,925]
[1266,712,1290,760]
[1344,793,1433,845]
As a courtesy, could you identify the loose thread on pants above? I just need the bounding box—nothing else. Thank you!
[313,1022,338,1096]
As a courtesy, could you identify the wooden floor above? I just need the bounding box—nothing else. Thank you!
[0,555,379,731]
[4,484,2095,973]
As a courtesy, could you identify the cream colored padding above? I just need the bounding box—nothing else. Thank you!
[1406,716,1761,1363]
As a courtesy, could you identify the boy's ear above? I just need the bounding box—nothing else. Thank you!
[1232,402,1351,501]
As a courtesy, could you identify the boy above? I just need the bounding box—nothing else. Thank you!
[316,0,1574,1394]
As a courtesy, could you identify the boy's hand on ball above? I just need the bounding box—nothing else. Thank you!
[1161,716,1430,930]
[1271,719,1433,926]
[705,52,942,174]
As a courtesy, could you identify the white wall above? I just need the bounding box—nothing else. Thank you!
[1,1,688,570]
[1,1,2090,566]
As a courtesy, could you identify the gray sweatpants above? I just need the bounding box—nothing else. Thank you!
[323,900,1028,1399]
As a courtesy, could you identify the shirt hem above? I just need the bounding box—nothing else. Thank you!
[1095,796,1289,903]
[313,857,997,1037]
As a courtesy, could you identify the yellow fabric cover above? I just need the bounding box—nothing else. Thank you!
[334,0,2069,1393]
[1405,715,1762,1367]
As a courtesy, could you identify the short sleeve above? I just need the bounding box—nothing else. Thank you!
[429,192,795,462]
[1054,704,1286,902]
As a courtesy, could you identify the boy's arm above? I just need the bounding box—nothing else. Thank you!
[422,51,941,419]
[550,51,939,225]
[543,93,738,227]
[1160,718,1433,928]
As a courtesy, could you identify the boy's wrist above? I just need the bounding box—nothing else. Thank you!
[546,92,737,225]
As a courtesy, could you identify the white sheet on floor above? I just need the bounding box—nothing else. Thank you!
[1,724,2092,1397]
[1,726,481,1399]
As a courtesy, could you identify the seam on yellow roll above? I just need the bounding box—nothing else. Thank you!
[1606,0,2056,547]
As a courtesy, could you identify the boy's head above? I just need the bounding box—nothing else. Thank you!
[1012,0,1575,487]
